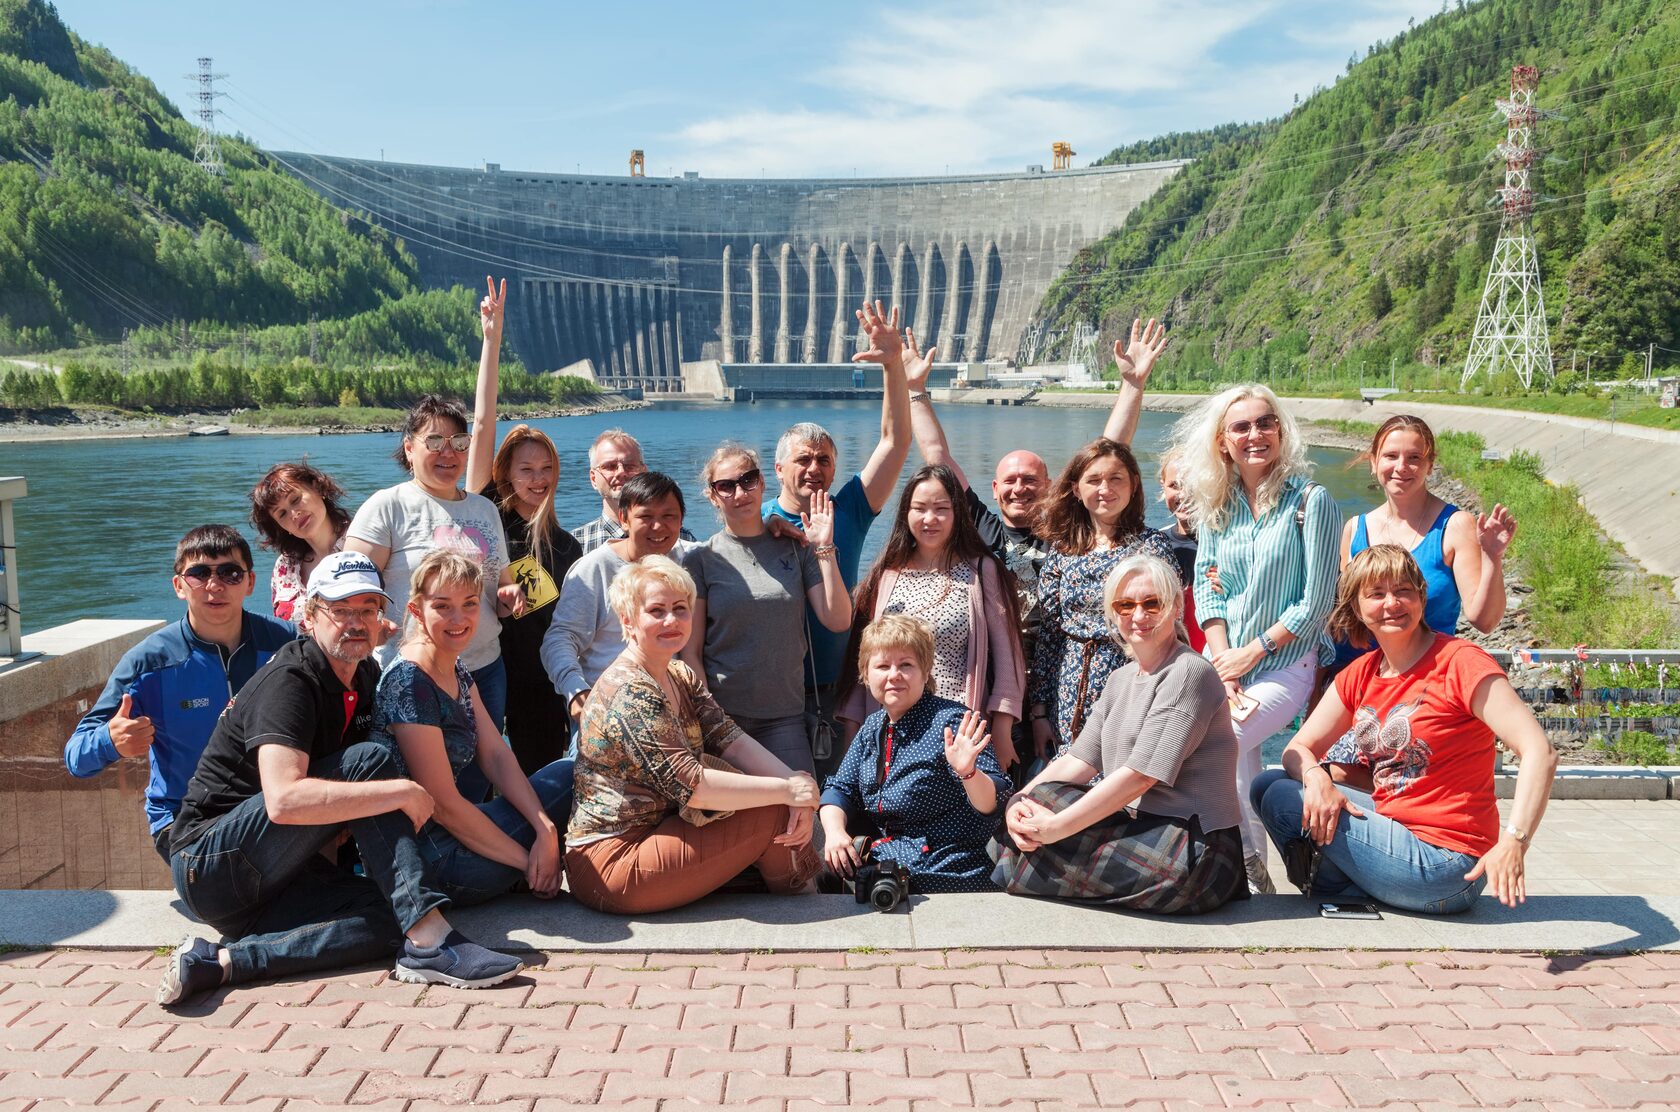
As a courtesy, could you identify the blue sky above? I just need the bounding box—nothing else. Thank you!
[53,0,1445,178]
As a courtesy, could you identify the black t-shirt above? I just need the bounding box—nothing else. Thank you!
[1157,525,1198,587]
[964,487,1050,650]
[490,495,582,679]
[171,637,378,853]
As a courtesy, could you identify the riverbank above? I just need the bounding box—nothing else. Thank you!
[0,396,646,444]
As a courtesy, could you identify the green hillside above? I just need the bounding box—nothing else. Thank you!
[1045,0,1680,391]
[0,0,467,361]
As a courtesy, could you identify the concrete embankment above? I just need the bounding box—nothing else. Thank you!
[1031,392,1680,598]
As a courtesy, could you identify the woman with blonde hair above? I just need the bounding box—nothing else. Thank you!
[565,556,821,914]
[1171,383,1341,893]
[1251,545,1555,913]
[463,277,584,774]
[992,552,1247,913]
[1027,439,1178,764]
[369,549,572,905]
[680,442,850,774]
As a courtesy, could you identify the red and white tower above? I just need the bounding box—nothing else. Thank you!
[1463,66,1554,389]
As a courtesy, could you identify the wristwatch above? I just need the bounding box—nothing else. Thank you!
[1504,823,1530,845]
[1259,631,1279,656]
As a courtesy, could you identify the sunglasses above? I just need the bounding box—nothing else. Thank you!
[181,563,249,586]
[421,433,471,452]
[710,468,763,497]
[1112,595,1166,616]
[1226,414,1280,437]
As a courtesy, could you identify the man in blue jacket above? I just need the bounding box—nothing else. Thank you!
[64,524,295,860]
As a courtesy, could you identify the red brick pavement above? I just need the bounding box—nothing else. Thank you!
[2,947,1678,1108]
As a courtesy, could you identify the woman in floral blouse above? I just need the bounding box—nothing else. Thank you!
[565,555,821,914]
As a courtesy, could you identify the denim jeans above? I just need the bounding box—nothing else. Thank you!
[170,741,449,984]
[1251,768,1485,914]
[455,656,510,804]
[731,713,814,776]
[418,759,575,906]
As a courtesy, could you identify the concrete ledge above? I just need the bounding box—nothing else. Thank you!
[1498,767,1678,800]
[4,889,1675,954]
[1,618,165,722]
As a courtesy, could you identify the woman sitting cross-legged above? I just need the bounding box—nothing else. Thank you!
[370,550,572,906]
[820,615,1011,894]
[1251,545,1557,914]
[990,552,1249,915]
[565,555,821,914]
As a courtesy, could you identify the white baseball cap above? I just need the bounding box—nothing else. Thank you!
[306,551,392,603]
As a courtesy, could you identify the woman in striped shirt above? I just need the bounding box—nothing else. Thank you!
[1173,385,1342,894]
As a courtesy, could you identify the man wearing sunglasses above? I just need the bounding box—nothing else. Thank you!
[65,524,296,862]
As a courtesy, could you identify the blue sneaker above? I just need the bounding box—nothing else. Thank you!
[156,935,224,1006]
[394,930,522,989]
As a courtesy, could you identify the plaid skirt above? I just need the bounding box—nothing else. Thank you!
[988,781,1249,915]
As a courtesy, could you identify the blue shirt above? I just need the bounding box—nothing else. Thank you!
[764,472,879,686]
[1192,477,1341,683]
[64,612,297,834]
[820,693,1010,892]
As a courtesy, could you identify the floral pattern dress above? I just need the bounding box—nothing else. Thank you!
[1028,531,1179,754]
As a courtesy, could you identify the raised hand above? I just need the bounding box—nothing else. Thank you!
[902,326,938,393]
[109,692,155,758]
[1477,504,1517,560]
[943,710,991,779]
[852,300,904,369]
[800,488,836,548]
[480,275,507,342]
[1112,317,1168,389]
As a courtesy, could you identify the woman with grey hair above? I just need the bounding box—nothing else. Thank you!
[990,552,1248,914]
[1170,383,1341,893]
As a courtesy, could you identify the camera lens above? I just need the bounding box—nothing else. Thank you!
[870,883,899,912]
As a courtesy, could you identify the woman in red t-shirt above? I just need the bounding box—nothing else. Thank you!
[1250,545,1555,913]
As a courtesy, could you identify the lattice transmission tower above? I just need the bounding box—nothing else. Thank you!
[187,57,226,176]
[1462,65,1554,389]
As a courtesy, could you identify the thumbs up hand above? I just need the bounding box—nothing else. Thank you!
[109,692,156,758]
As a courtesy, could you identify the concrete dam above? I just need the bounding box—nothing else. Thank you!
[270,153,1186,391]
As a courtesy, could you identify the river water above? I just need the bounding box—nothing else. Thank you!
[0,400,1373,635]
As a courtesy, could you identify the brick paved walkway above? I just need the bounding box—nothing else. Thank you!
[4,946,1678,1109]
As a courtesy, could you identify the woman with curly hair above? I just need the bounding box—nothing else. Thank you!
[1027,439,1178,766]
[1171,384,1341,893]
[250,461,352,622]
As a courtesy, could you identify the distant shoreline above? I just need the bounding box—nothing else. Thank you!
[0,397,647,445]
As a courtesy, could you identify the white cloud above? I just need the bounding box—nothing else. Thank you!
[663,0,1448,177]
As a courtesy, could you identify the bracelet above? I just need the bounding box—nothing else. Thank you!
[957,766,979,781]
[813,543,838,559]
[909,390,932,402]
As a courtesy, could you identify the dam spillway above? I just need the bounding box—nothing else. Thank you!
[268,153,1186,390]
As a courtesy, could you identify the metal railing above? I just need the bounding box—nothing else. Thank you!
[0,476,23,658]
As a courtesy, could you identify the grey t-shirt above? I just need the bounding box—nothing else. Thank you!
[683,531,822,718]
[1067,643,1241,832]
[346,481,509,672]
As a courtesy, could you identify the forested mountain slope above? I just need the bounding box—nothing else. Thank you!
[1043,0,1680,385]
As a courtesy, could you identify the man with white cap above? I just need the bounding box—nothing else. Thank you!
[159,551,523,1007]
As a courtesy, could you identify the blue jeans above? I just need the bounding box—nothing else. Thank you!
[456,656,510,804]
[1251,768,1485,915]
[419,759,575,905]
[170,741,449,985]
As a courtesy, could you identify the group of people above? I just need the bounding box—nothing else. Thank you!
[63,280,1558,1010]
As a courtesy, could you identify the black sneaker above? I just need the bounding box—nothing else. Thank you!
[394,930,523,989]
[156,936,224,1006]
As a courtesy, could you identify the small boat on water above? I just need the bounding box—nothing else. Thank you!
[188,425,229,437]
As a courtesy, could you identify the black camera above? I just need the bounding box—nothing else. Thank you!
[853,858,910,912]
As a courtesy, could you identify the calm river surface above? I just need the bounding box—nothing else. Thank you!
[0,400,1373,635]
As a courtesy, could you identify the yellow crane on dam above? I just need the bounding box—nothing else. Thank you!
[1051,141,1075,170]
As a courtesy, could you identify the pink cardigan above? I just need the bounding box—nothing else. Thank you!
[839,557,1026,726]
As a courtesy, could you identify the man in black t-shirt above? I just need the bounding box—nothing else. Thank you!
[159,552,523,1007]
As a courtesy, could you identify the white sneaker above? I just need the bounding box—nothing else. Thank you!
[1245,853,1277,895]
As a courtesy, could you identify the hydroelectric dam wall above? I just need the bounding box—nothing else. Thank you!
[269,153,1186,392]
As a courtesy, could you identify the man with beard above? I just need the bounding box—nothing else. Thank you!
[900,317,1168,771]
[573,429,696,554]
[159,551,522,1007]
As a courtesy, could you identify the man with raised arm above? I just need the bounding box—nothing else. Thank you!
[159,551,522,1007]
[573,429,697,554]
[64,525,295,861]
[763,301,913,776]
[900,318,1168,769]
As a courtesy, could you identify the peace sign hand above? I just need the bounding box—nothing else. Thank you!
[1112,317,1168,389]
[801,488,836,548]
[480,276,507,341]
[1477,503,1517,560]
[943,710,992,780]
